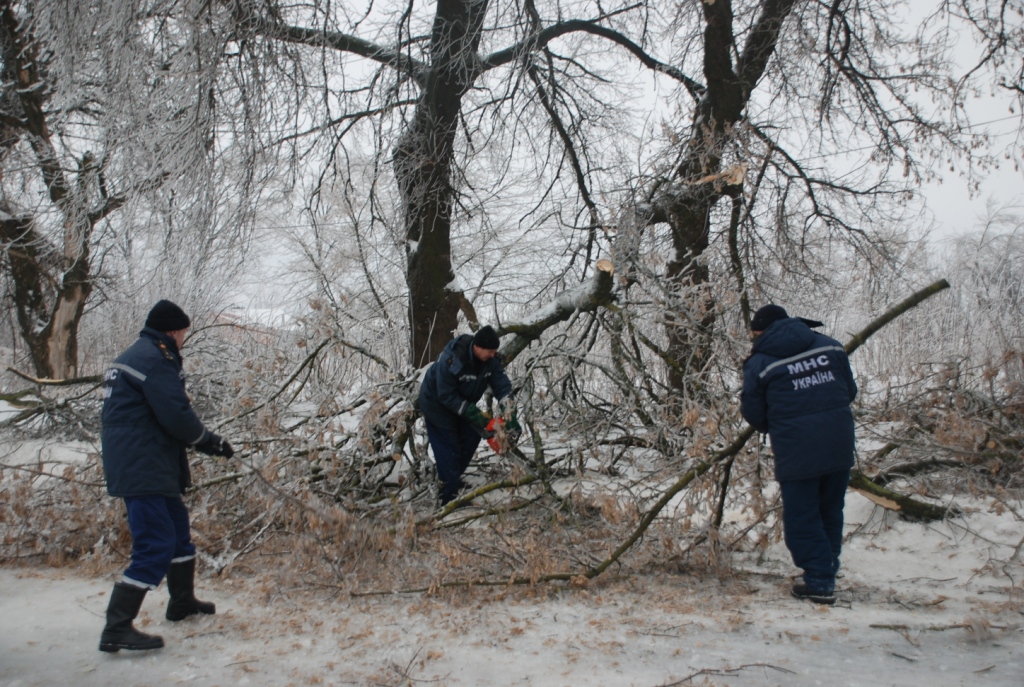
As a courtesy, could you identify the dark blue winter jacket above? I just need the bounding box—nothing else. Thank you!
[741,318,857,482]
[418,334,513,431]
[101,327,211,497]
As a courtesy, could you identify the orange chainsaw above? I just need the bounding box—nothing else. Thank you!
[478,415,522,455]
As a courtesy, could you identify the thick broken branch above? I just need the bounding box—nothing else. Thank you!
[499,260,616,363]
[580,279,957,578]
[849,471,957,521]
[5,366,103,386]
[844,279,951,355]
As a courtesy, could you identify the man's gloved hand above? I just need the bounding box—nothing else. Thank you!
[464,403,489,429]
[505,416,521,433]
[195,433,234,458]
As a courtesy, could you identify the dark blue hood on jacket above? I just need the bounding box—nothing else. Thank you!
[751,317,817,359]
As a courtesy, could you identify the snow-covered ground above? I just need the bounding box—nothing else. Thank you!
[2,492,1021,687]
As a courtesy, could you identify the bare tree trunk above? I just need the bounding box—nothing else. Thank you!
[0,219,56,377]
[0,6,121,380]
[648,0,798,392]
[394,0,489,368]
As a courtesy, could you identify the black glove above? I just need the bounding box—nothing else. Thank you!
[195,432,234,458]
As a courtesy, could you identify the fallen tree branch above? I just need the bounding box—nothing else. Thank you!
[0,388,43,408]
[0,461,105,488]
[5,366,104,386]
[355,280,958,594]
[849,471,957,520]
[419,474,541,526]
[578,278,956,579]
[844,279,950,356]
[499,259,616,363]
[216,337,332,430]
[657,662,796,686]
[870,622,1012,632]
[870,458,966,486]
[584,428,755,579]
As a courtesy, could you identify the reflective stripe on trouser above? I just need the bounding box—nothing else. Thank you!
[123,495,197,587]
[779,469,850,593]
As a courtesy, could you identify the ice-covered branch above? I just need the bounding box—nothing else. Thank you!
[498,260,616,363]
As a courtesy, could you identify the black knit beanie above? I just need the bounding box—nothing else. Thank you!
[145,300,191,331]
[473,325,501,350]
[749,304,788,332]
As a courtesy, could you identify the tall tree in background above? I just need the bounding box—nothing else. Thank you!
[0,0,988,391]
[0,1,227,379]
[230,0,984,387]
[619,0,981,392]
[0,5,124,379]
[230,0,696,367]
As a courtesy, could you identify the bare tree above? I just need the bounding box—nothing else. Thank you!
[0,4,128,379]
[0,0,258,379]
[607,0,987,392]
[221,0,702,366]
[950,0,1024,153]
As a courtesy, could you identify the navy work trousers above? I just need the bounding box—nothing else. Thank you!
[122,495,196,588]
[425,418,483,505]
[779,469,850,593]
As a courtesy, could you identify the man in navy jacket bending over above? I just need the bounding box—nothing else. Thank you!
[99,300,234,652]
[418,326,516,506]
[741,305,857,605]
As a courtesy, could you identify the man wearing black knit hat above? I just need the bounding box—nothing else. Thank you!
[741,304,857,605]
[418,325,518,506]
[97,300,235,652]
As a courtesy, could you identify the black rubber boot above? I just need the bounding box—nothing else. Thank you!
[99,582,165,652]
[166,558,216,621]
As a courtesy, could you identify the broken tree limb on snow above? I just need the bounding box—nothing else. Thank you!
[342,280,960,597]
[353,279,959,595]
[848,471,956,520]
[576,279,956,580]
[583,427,756,579]
[870,458,966,486]
[0,388,43,408]
[419,473,541,526]
[499,259,616,363]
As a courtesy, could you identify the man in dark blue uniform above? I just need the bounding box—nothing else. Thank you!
[741,304,857,605]
[418,326,516,505]
[98,300,234,652]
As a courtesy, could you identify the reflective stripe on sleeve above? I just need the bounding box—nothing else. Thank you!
[111,362,147,382]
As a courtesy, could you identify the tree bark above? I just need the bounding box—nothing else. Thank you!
[0,8,91,379]
[647,0,799,391]
[394,0,489,368]
[848,470,955,521]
